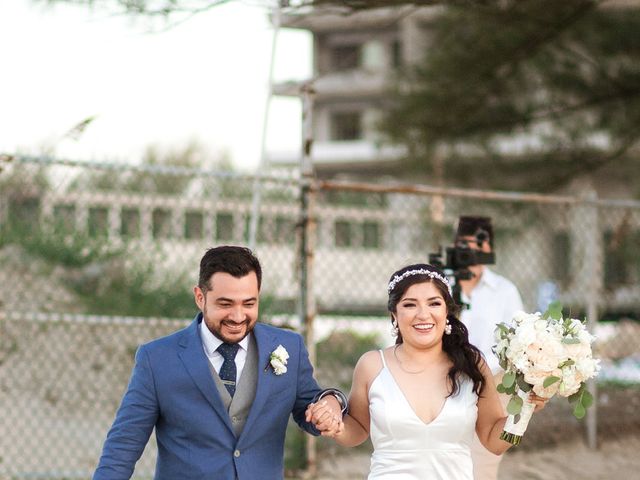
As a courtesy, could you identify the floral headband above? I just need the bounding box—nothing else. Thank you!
[387,268,453,297]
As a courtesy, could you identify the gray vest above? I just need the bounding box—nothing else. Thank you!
[209,336,258,437]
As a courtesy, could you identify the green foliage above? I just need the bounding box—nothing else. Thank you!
[543,376,561,388]
[382,0,640,191]
[0,215,122,268]
[0,210,195,318]
[316,329,382,393]
[569,384,594,419]
[506,395,523,415]
[284,421,307,472]
[502,371,516,388]
[72,262,196,318]
[543,301,563,321]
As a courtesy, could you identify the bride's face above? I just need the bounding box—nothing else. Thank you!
[394,281,448,347]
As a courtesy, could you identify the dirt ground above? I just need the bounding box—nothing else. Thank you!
[311,435,640,479]
[308,385,640,480]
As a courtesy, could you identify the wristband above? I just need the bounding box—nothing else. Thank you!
[314,388,349,416]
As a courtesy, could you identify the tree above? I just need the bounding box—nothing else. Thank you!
[44,0,640,192]
[380,0,640,192]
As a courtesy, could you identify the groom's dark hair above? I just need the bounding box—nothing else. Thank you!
[198,245,262,291]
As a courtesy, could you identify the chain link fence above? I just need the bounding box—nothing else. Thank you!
[1,154,639,478]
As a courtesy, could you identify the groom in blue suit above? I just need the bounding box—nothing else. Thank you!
[94,245,346,479]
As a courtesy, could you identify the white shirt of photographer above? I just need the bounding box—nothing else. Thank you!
[460,267,523,374]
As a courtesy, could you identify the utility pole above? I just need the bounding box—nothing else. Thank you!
[298,80,318,478]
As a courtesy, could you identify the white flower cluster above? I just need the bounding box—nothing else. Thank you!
[270,345,289,375]
[494,310,600,399]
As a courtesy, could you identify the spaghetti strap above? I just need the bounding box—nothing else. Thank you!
[378,349,387,369]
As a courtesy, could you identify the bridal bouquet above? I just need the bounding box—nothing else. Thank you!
[493,302,600,445]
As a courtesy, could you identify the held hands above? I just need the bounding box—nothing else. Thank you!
[305,400,344,438]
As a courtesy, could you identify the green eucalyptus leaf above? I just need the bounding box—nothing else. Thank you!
[503,371,516,388]
[507,395,523,415]
[496,383,506,394]
[543,376,561,388]
[574,402,586,419]
[558,359,575,368]
[582,390,594,408]
[543,301,563,320]
[516,375,532,392]
[562,337,581,344]
[496,324,509,335]
[568,391,581,404]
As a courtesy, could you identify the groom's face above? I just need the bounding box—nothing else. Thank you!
[194,271,260,344]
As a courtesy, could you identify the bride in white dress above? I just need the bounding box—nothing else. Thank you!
[307,263,548,479]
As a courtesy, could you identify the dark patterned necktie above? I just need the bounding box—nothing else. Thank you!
[217,342,240,397]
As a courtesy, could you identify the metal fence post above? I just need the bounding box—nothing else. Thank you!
[582,188,602,449]
[298,81,318,477]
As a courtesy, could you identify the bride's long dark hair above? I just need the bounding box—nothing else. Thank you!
[387,263,485,397]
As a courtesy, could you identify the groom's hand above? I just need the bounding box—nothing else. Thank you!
[305,400,344,437]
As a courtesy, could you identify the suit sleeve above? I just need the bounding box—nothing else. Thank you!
[93,345,159,480]
[291,334,322,436]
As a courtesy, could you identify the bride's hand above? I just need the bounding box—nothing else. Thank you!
[528,393,550,412]
[305,401,344,437]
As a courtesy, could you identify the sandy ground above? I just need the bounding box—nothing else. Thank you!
[309,435,640,480]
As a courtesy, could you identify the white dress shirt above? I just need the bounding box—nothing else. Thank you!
[460,268,523,374]
[200,320,250,381]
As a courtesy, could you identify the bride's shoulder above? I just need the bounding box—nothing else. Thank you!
[354,349,385,379]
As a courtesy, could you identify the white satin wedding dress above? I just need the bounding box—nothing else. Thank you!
[368,350,478,479]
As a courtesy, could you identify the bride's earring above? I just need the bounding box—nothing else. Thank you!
[444,319,452,335]
[391,318,399,337]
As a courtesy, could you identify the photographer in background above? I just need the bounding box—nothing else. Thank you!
[455,216,524,480]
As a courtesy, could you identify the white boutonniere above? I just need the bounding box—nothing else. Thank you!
[268,345,289,375]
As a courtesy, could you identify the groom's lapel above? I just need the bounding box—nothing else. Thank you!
[240,323,278,438]
[178,316,234,434]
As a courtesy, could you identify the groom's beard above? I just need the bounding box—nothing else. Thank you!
[203,304,256,344]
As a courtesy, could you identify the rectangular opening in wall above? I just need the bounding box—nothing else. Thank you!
[185,211,204,240]
[604,229,634,287]
[335,220,352,248]
[53,204,75,233]
[330,44,361,70]
[391,39,403,68]
[152,209,172,239]
[330,112,362,141]
[551,231,570,286]
[275,215,295,245]
[362,221,380,249]
[216,212,234,241]
[121,208,140,238]
[88,207,108,238]
[8,197,39,228]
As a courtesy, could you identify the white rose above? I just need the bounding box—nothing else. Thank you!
[512,310,531,324]
[575,357,600,379]
[515,323,537,346]
[273,345,289,361]
[558,369,582,397]
[577,328,595,345]
[513,354,530,374]
[532,380,561,398]
[564,342,591,361]
[534,319,548,332]
[271,358,287,375]
[526,334,565,372]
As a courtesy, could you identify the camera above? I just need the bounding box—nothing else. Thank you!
[428,229,495,304]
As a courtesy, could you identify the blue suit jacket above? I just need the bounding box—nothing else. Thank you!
[94,315,322,480]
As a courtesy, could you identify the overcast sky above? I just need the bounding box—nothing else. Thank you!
[0,0,311,171]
